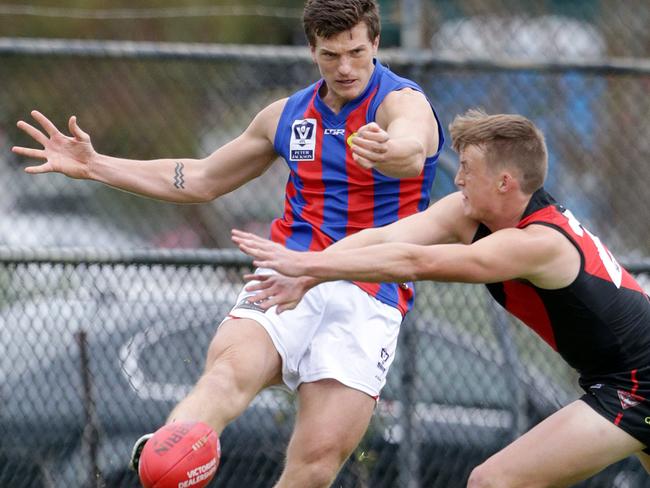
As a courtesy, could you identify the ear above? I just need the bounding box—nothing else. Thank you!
[310,45,317,63]
[497,172,513,193]
[372,36,380,56]
[498,172,519,193]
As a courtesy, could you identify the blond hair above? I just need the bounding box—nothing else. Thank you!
[449,109,548,193]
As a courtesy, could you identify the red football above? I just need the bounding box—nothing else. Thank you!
[138,421,220,488]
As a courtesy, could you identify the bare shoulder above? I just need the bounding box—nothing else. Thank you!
[520,223,572,250]
[261,97,289,120]
[248,97,289,142]
[376,88,433,122]
[486,225,566,253]
[376,88,438,155]
[253,98,288,127]
[516,223,580,264]
[383,87,429,106]
[517,223,581,288]
[377,87,433,111]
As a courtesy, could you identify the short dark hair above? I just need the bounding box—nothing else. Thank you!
[303,0,381,46]
[450,109,548,194]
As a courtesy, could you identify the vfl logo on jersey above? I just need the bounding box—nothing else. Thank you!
[290,119,317,161]
[617,390,645,410]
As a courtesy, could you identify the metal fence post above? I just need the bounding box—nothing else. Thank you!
[400,0,423,51]
[76,329,103,488]
[397,312,420,488]
[488,303,528,439]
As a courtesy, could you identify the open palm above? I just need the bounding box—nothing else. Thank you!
[12,110,96,179]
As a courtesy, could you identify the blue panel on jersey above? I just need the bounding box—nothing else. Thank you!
[322,133,348,242]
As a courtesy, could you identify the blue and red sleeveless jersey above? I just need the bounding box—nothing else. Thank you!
[475,189,650,376]
[272,60,443,315]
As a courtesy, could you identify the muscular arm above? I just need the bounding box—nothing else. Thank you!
[14,99,286,203]
[324,192,477,252]
[350,88,439,178]
[236,223,578,290]
[259,192,474,294]
[232,192,477,287]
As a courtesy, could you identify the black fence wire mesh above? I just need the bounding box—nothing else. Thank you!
[0,249,648,488]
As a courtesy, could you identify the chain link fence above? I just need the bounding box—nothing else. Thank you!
[0,250,648,487]
[1,39,649,255]
[1,2,650,487]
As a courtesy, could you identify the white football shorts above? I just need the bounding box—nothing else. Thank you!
[223,269,403,397]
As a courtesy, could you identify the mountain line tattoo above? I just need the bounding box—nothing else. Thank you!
[173,162,185,189]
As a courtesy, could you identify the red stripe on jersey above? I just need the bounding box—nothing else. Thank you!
[270,179,297,246]
[396,283,414,314]
[309,227,334,251]
[631,369,639,395]
[503,280,557,350]
[583,248,645,294]
[345,89,378,235]
[398,177,425,219]
[614,412,623,425]
[353,280,382,300]
[620,270,646,294]
[521,206,646,294]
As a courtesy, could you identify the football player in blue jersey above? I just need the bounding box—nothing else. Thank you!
[13,1,442,486]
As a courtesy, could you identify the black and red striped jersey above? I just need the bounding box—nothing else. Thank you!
[474,188,650,376]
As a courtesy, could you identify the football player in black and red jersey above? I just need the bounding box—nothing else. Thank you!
[233,109,650,487]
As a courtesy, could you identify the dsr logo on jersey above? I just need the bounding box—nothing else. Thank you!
[324,128,345,136]
[645,417,650,425]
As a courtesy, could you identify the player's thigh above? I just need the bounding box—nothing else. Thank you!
[475,399,645,487]
[206,317,282,389]
[289,379,376,462]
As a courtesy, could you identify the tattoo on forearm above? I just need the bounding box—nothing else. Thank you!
[173,162,185,189]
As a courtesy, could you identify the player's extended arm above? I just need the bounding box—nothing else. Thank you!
[324,192,474,253]
[350,88,439,178]
[238,225,566,287]
[12,101,284,203]
[231,192,475,311]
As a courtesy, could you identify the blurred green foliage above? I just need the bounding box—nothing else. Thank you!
[0,0,401,46]
[0,0,306,44]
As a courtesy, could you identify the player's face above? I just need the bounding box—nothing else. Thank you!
[311,22,379,106]
[454,145,499,221]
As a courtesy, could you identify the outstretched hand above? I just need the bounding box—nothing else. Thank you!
[232,229,320,313]
[12,110,96,179]
[232,229,306,277]
[241,273,316,313]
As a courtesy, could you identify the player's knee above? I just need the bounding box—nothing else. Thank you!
[204,331,228,368]
[287,439,346,486]
[289,457,339,488]
[197,351,249,407]
[468,463,539,488]
[467,463,502,488]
